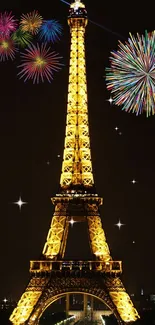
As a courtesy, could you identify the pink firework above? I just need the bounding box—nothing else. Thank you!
[0,37,17,61]
[0,12,17,37]
[18,43,62,83]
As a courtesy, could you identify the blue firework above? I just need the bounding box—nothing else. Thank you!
[38,20,62,43]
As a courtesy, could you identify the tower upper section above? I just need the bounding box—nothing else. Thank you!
[68,0,87,25]
[60,0,94,191]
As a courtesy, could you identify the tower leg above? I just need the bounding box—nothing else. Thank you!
[42,203,68,259]
[9,276,50,324]
[105,276,140,323]
[87,213,111,262]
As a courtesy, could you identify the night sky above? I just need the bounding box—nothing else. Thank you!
[0,0,155,302]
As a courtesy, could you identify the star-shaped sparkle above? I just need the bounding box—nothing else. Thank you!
[115,126,119,131]
[131,179,137,184]
[69,218,75,226]
[115,219,125,230]
[107,97,113,104]
[14,196,27,210]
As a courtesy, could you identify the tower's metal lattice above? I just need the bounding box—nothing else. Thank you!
[10,1,140,324]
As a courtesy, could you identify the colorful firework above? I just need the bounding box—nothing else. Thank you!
[0,37,17,61]
[18,43,62,83]
[11,28,32,47]
[20,10,43,35]
[106,31,155,117]
[38,20,62,43]
[0,12,17,37]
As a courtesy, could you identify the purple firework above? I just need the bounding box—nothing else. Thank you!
[0,12,17,37]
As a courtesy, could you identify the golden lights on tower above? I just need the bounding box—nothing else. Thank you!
[9,1,139,324]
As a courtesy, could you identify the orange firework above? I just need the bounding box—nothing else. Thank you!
[20,10,43,35]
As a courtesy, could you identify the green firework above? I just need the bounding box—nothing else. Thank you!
[11,28,32,47]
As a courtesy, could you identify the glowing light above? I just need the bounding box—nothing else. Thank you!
[20,10,43,35]
[115,126,119,131]
[131,179,136,184]
[3,298,7,303]
[106,31,155,117]
[11,28,32,47]
[0,37,16,61]
[132,241,135,244]
[0,11,17,37]
[18,43,63,83]
[115,219,125,230]
[14,196,27,210]
[74,1,81,10]
[71,0,85,9]
[107,97,113,104]
[39,20,62,43]
[69,218,75,226]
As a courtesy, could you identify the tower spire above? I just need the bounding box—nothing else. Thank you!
[60,0,94,190]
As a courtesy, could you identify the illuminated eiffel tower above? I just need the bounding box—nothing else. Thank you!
[10,1,140,324]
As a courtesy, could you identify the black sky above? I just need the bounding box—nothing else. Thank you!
[0,0,155,301]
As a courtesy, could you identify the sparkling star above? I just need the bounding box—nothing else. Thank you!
[69,218,75,226]
[3,298,7,303]
[115,219,125,230]
[131,179,137,184]
[14,196,27,210]
[107,97,113,104]
[115,126,119,131]
[57,154,61,158]
[132,240,135,244]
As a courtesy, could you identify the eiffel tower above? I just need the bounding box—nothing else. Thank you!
[10,1,140,324]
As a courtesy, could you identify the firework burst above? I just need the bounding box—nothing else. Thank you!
[20,10,43,35]
[0,37,17,61]
[18,43,62,83]
[0,11,17,37]
[38,20,62,43]
[106,31,155,117]
[11,28,32,47]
